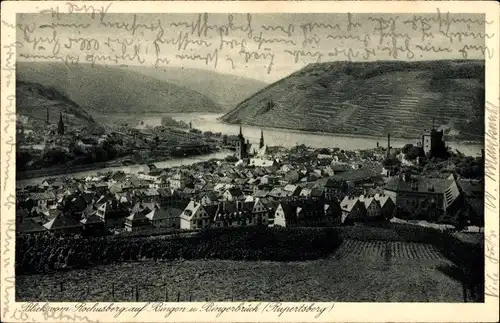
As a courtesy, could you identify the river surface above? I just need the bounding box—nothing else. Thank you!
[18,113,483,185]
[170,113,483,156]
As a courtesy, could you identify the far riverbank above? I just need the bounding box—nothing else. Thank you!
[17,150,232,186]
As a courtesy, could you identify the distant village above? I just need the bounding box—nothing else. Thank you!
[16,117,484,236]
[16,109,218,175]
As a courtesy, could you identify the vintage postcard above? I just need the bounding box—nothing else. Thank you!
[1,1,499,322]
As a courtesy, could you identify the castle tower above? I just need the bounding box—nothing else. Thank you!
[259,129,264,149]
[58,112,65,135]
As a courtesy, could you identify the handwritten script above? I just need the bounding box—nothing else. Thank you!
[484,99,499,300]
[5,6,495,81]
[14,302,333,319]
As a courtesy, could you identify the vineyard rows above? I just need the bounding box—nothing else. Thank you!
[334,239,446,261]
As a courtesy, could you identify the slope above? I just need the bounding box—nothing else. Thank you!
[123,65,268,111]
[221,60,485,141]
[16,81,96,127]
[16,62,223,115]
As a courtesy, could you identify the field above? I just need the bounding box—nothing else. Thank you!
[16,239,465,302]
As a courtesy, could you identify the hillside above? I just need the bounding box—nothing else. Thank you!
[16,81,96,126]
[123,66,268,111]
[221,60,485,141]
[16,62,223,115]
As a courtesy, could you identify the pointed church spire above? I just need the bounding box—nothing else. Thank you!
[239,124,242,136]
[58,111,65,135]
[259,129,264,149]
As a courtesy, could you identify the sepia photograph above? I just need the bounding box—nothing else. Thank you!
[1,1,499,322]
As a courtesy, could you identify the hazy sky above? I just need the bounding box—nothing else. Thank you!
[17,12,489,82]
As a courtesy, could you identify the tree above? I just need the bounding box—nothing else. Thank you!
[406,146,424,160]
[383,156,401,168]
[402,144,414,154]
[43,148,69,165]
[225,155,238,162]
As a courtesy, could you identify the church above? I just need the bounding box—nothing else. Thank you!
[235,126,266,160]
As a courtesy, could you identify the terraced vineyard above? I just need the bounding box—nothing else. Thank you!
[334,239,447,262]
[222,60,484,141]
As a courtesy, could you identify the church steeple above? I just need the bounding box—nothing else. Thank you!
[58,111,65,135]
[236,123,247,160]
[259,129,264,149]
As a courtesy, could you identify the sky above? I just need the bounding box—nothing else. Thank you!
[17,12,489,82]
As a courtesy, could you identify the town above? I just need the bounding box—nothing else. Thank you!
[16,117,484,236]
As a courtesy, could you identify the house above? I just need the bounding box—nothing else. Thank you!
[324,202,343,226]
[43,214,82,235]
[260,175,281,185]
[222,187,244,201]
[169,173,190,190]
[157,188,174,206]
[340,196,366,224]
[359,195,382,220]
[330,162,350,174]
[272,199,341,227]
[374,194,396,220]
[299,188,312,198]
[249,198,273,225]
[268,187,293,199]
[213,201,253,227]
[384,175,461,214]
[254,189,270,199]
[248,158,277,168]
[201,191,220,206]
[124,203,155,232]
[324,179,348,202]
[283,184,301,196]
[17,217,46,235]
[145,205,184,229]
[180,201,216,229]
[27,192,56,208]
[310,187,325,200]
[92,183,109,195]
[80,215,106,235]
[96,198,128,230]
[135,188,160,203]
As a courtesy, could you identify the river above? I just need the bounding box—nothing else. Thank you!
[17,150,232,186]
[18,113,483,185]
[169,113,483,156]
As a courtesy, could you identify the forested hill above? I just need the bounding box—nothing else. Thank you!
[16,81,96,126]
[17,62,223,115]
